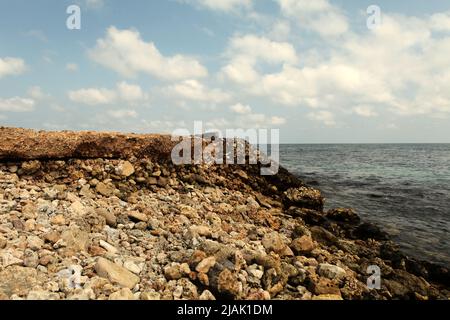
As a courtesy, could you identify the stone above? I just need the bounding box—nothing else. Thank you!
[0,266,44,297]
[164,264,183,280]
[190,225,212,237]
[127,211,148,223]
[109,288,135,300]
[27,235,44,251]
[95,257,140,289]
[124,260,142,275]
[99,240,118,255]
[217,269,242,299]
[309,278,341,296]
[140,291,161,300]
[23,250,39,268]
[117,161,135,177]
[96,208,117,227]
[284,187,324,211]
[27,290,60,300]
[317,264,347,280]
[290,236,316,255]
[326,208,360,224]
[262,232,286,254]
[1,251,23,268]
[61,228,89,252]
[96,182,115,197]
[196,257,216,274]
[199,290,216,300]
[0,236,6,249]
[50,214,66,225]
[312,294,343,300]
[69,201,87,216]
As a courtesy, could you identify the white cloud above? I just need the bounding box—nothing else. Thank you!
[307,111,336,127]
[108,109,138,119]
[0,97,35,112]
[230,103,251,114]
[89,26,208,80]
[276,0,349,37]
[0,57,26,78]
[167,79,230,103]
[28,86,49,100]
[68,82,148,106]
[181,0,252,13]
[221,34,298,85]
[353,105,378,118]
[66,63,78,72]
[68,88,116,106]
[117,82,148,102]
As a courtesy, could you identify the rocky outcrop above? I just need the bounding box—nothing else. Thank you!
[0,127,448,300]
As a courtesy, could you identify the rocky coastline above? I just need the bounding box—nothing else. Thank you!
[0,127,448,300]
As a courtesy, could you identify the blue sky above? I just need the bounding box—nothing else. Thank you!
[1,0,450,143]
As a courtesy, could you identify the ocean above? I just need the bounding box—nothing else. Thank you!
[279,144,450,267]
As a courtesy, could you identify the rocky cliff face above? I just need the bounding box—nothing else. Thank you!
[0,127,448,300]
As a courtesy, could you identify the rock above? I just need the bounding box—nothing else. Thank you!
[290,236,316,255]
[127,211,148,223]
[199,290,216,300]
[21,160,41,174]
[69,201,86,216]
[50,214,66,225]
[23,250,39,268]
[99,240,118,255]
[0,236,6,249]
[96,208,117,227]
[27,290,60,300]
[95,257,140,289]
[190,225,212,237]
[216,269,242,299]
[116,161,135,177]
[164,264,183,280]
[1,251,23,268]
[196,257,216,274]
[43,231,61,244]
[262,232,286,254]
[353,223,389,240]
[109,288,135,300]
[141,291,161,300]
[312,294,343,300]
[0,266,44,297]
[284,187,324,211]
[309,278,341,296]
[96,182,115,197]
[61,228,89,252]
[317,264,347,280]
[27,235,44,251]
[326,208,360,224]
[123,260,142,275]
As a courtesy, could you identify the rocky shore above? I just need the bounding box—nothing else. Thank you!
[0,127,448,300]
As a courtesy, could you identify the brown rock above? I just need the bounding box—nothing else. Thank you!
[95,257,140,289]
[290,236,316,255]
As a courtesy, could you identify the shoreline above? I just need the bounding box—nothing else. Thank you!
[0,127,448,300]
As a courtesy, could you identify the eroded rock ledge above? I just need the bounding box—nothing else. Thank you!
[0,127,448,300]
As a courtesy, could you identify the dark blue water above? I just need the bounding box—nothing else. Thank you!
[279,144,450,267]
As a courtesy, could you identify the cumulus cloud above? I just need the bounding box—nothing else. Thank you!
[276,0,349,37]
[167,79,230,103]
[0,57,26,78]
[180,0,252,13]
[221,11,450,120]
[230,103,252,114]
[221,34,298,85]
[28,86,50,100]
[68,88,116,106]
[68,82,148,106]
[0,97,35,112]
[108,109,138,119]
[307,111,336,127]
[88,26,208,80]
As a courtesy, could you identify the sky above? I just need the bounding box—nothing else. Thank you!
[1,0,450,143]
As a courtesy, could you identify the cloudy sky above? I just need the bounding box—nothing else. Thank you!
[1,0,450,143]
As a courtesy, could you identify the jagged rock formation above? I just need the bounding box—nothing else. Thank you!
[0,127,448,300]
